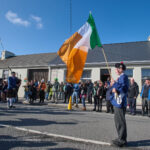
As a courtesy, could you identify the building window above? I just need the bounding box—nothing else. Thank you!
[81,70,91,80]
[64,70,91,82]
[125,69,133,78]
[142,68,150,85]
[3,70,9,80]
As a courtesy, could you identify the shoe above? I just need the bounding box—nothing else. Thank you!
[82,107,86,111]
[7,106,11,109]
[112,139,127,147]
[11,106,15,108]
[112,139,119,143]
[75,104,79,108]
[93,109,96,111]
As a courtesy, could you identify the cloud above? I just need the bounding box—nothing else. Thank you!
[31,15,43,29]
[5,11,30,27]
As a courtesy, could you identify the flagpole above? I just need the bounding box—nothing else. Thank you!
[101,47,112,78]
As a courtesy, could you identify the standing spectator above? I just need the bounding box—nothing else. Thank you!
[87,80,93,104]
[103,82,108,100]
[81,82,87,111]
[78,82,82,103]
[0,79,3,101]
[92,81,98,111]
[66,83,73,103]
[49,83,53,100]
[7,72,18,109]
[34,79,39,100]
[45,81,51,100]
[2,80,8,102]
[38,79,46,103]
[97,81,104,112]
[106,84,114,113]
[23,82,30,101]
[34,79,39,88]
[128,78,139,115]
[140,78,150,117]
[28,80,37,104]
[15,77,21,103]
[72,83,79,107]
[63,82,67,103]
[59,82,64,100]
[53,78,60,104]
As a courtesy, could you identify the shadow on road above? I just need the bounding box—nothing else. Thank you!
[0,105,84,116]
[128,140,150,147]
[0,135,57,150]
[0,118,77,127]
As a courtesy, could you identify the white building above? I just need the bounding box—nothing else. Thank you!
[0,41,150,104]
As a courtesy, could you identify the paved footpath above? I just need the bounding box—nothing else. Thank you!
[0,100,150,150]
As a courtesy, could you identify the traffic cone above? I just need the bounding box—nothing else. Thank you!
[68,96,72,110]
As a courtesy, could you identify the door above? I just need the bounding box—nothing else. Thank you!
[28,69,49,82]
[100,69,111,83]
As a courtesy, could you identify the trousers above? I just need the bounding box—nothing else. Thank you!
[114,107,127,143]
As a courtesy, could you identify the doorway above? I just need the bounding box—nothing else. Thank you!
[100,69,111,83]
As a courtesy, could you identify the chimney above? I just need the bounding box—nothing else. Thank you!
[1,50,15,60]
[148,36,150,41]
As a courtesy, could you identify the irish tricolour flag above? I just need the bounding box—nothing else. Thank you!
[58,13,102,83]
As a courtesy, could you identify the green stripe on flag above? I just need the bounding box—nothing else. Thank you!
[87,13,102,49]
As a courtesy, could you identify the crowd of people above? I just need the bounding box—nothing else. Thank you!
[0,70,149,117]
[22,75,150,116]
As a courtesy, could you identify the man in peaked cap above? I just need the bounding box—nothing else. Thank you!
[109,62,129,147]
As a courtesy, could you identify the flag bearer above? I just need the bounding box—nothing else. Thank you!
[110,62,129,147]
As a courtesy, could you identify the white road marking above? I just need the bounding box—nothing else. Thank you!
[0,124,111,146]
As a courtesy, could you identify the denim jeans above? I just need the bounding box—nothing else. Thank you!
[59,92,64,100]
[7,98,15,107]
[45,92,49,100]
[72,91,78,104]
[82,96,86,107]
[24,91,29,100]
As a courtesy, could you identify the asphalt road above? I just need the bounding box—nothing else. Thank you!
[0,100,150,150]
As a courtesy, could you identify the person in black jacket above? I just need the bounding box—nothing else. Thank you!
[28,80,37,104]
[87,80,93,104]
[92,81,98,111]
[81,82,87,111]
[128,78,139,115]
[97,81,104,112]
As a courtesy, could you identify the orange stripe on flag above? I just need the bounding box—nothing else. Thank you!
[57,32,82,64]
[66,48,88,83]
